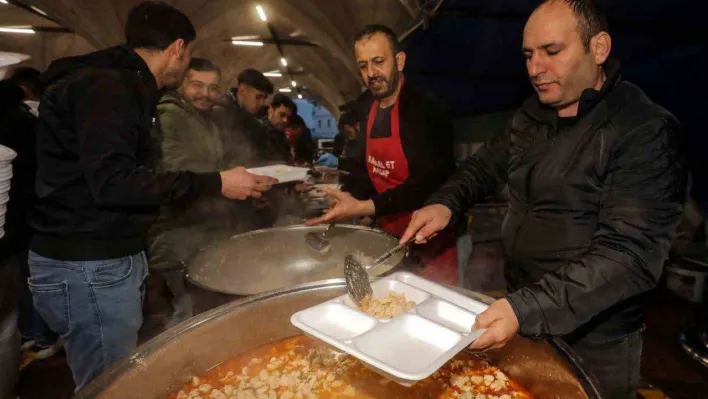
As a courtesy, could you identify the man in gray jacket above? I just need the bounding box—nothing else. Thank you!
[149,58,251,325]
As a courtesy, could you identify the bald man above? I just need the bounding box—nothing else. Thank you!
[401,1,688,398]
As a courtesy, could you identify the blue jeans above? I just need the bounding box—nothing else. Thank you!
[28,251,148,391]
[15,250,58,347]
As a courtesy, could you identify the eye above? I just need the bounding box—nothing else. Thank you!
[547,49,560,56]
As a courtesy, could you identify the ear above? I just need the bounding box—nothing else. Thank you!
[395,51,407,72]
[168,38,187,59]
[590,32,611,65]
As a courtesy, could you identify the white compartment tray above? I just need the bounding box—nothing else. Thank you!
[290,271,489,386]
[246,165,310,184]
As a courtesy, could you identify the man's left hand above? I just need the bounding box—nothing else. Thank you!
[305,187,374,225]
[468,298,520,351]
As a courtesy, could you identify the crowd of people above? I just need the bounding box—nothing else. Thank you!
[0,1,698,399]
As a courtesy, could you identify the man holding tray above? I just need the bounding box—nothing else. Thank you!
[401,1,688,398]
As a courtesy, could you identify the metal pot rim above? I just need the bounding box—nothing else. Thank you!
[76,278,601,399]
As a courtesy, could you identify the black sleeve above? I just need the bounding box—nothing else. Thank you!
[295,129,315,164]
[332,134,345,157]
[369,99,456,217]
[506,120,688,337]
[426,125,512,224]
[74,72,221,207]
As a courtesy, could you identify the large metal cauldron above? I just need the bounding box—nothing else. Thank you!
[186,225,405,296]
[75,280,602,399]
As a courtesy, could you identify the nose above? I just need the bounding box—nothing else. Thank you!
[527,54,545,78]
[365,64,377,79]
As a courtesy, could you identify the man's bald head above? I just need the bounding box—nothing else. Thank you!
[523,0,612,117]
[536,0,608,51]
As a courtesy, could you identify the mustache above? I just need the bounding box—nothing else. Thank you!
[367,76,387,85]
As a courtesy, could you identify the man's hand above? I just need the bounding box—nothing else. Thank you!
[305,187,375,225]
[220,166,277,200]
[468,298,520,351]
[399,204,453,245]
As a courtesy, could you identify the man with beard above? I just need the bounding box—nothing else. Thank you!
[29,2,274,389]
[401,1,688,398]
[148,57,229,327]
[306,24,458,285]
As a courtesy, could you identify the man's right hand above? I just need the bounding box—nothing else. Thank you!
[220,167,277,200]
[400,204,453,245]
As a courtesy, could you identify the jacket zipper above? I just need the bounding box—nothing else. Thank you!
[509,125,556,257]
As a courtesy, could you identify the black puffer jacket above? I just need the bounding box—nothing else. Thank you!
[32,46,222,261]
[428,61,688,339]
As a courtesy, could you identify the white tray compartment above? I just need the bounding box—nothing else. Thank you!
[294,302,377,340]
[396,272,489,314]
[353,314,461,375]
[416,298,478,333]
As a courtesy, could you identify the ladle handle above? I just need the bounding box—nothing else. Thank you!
[367,237,415,269]
[320,223,335,238]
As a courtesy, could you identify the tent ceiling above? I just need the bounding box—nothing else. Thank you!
[4,0,426,112]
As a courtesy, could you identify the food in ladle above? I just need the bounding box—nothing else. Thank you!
[169,336,533,399]
[357,291,416,319]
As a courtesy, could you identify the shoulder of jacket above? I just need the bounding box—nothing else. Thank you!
[508,106,538,133]
[157,94,187,112]
[606,81,678,139]
[72,67,134,88]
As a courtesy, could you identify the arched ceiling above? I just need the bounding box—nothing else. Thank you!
[7,0,428,113]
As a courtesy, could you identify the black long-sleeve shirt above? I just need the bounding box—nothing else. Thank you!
[341,84,455,218]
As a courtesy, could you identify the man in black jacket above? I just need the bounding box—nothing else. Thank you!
[221,68,274,167]
[307,25,458,285]
[401,1,688,398]
[257,93,297,164]
[29,2,274,390]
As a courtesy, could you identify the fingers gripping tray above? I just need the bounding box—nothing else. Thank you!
[291,272,489,386]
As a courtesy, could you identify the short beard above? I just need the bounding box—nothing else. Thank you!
[370,64,401,100]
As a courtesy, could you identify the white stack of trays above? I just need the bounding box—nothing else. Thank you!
[0,145,17,240]
[291,271,489,386]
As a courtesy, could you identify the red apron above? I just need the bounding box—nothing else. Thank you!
[365,90,459,286]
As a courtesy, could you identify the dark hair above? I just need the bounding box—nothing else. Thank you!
[188,57,220,75]
[290,114,306,128]
[547,0,608,50]
[354,24,399,54]
[270,93,297,114]
[125,1,196,50]
[237,68,274,95]
[338,111,360,131]
[9,66,42,97]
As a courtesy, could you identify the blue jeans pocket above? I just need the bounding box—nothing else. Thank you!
[27,280,71,337]
[89,257,135,288]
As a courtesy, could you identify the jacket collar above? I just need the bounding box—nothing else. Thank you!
[522,58,622,125]
[125,45,160,108]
